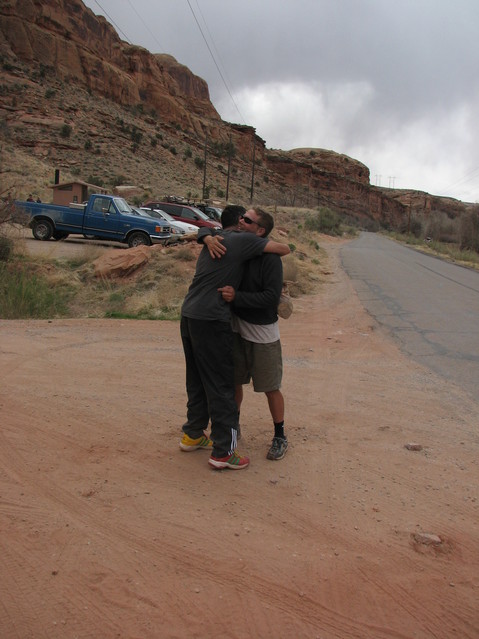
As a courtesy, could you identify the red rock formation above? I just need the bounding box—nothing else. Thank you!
[0,0,220,133]
[0,0,472,224]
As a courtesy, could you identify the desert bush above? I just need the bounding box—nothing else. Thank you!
[88,175,104,187]
[60,124,72,138]
[0,263,70,319]
[362,217,381,232]
[130,128,142,145]
[0,236,13,261]
[111,175,127,187]
[305,207,341,235]
[424,211,458,243]
[459,209,479,253]
[399,214,423,238]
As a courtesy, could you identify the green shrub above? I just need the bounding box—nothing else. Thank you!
[305,207,341,235]
[60,124,72,138]
[88,175,104,187]
[0,264,70,319]
[459,209,479,253]
[111,174,127,187]
[131,128,142,144]
[0,236,13,261]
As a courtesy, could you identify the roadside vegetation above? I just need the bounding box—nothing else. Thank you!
[3,192,478,320]
[0,203,346,320]
[385,205,479,269]
[7,195,477,321]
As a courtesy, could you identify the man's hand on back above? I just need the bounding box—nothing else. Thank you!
[204,235,226,259]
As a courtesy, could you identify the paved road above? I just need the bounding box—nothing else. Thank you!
[340,232,479,400]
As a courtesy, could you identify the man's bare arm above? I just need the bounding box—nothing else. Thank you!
[203,235,226,259]
[263,240,290,256]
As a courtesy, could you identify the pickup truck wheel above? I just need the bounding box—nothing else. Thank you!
[53,231,69,240]
[128,232,151,248]
[32,219,54,241]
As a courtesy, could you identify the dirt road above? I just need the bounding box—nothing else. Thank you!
[1,239,478,638]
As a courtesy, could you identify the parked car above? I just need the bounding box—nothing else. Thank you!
[196,204,223,222]
[130,207,183,243]
[142,201,222,229]
[139,207,198,238]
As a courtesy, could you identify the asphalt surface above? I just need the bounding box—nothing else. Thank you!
[341,232,479,401]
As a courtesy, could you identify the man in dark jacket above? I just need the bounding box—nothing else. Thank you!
[218,207,288,460]
[180,206,290,470]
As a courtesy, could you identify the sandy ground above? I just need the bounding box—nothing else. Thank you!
[0,239,478,639]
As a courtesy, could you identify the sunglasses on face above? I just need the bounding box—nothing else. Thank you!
[241,214,260,226]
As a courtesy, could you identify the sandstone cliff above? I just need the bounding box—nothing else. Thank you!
[0,0,471,225]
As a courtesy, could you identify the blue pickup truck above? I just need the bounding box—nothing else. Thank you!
[14,194,171,247]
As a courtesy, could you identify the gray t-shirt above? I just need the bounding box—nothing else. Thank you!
[181,230,268,322]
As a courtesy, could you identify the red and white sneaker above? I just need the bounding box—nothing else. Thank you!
[208,450,250,470]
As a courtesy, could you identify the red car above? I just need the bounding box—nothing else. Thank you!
[142,201,221,229]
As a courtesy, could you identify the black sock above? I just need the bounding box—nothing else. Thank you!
[274,421,285,439]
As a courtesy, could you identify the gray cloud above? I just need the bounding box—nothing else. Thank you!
[83,0,479,201]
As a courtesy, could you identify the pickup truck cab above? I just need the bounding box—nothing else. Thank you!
[14,194,171,248]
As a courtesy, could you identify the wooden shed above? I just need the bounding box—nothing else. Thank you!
[50,180,108,206]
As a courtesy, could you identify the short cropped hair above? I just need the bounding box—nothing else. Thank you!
[253,208,274,237]
[221,204,246,229]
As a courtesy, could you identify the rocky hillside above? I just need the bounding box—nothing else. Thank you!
[0,0,472,226]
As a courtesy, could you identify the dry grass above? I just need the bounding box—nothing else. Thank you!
[4,209,332,320]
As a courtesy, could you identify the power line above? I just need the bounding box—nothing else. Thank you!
[192,0,233,91]
[442,165,479,193]
[186,0,246,125]
[89,1,246,127]
[125,0,164,52]
[90,0,132,44]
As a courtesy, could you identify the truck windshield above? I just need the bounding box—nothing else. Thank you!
[114,198,134,214]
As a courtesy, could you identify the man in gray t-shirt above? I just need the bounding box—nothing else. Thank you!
[179,205,290,470]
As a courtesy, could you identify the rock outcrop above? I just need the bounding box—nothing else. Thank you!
[0,0,473,224]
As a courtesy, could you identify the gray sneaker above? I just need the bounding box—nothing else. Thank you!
[266,436,288,460]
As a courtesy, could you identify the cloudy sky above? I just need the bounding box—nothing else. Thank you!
[82,0,479,202]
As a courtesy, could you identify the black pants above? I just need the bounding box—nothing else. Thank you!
[180,316,238,457]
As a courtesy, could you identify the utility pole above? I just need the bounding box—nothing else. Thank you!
[250,137,256,203]
[202,132,208,201]
[407,193,412,235]
[226,132,232,202]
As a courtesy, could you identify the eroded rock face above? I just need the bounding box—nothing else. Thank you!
[0,0,220,131]
[0,0,472,223]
